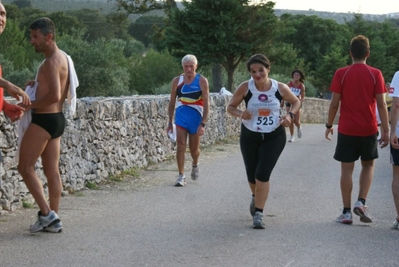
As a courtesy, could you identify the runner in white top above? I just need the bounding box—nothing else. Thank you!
[227,54,300,229]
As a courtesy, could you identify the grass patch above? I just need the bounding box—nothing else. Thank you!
[85,181,98,190]
[22,201,33,209]
[74,191,85,197]
[109,168,140,182]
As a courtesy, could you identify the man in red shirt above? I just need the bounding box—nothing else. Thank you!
[325,35,389,225]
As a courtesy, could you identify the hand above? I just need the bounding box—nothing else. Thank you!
[325,127,333,140]
[197,124,205,136]
[279,114,292,127]
[391,134,399,150]
[5,83,31,106]
[379,132,389,148]
[3,102,25,122]
[240,110,252,120]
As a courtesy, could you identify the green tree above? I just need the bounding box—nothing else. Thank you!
[12,0,31,9]
[163,0,278,91]
[128,49,180,94]
[128,16,165,47]
[58,35,131,97]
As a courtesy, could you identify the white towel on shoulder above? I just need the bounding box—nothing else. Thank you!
[61,50,79,116]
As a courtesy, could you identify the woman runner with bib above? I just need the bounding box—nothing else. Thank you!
[227,54,300,229]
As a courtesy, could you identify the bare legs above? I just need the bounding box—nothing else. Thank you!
[340,160,374,208]
[249,180,269,210]
[18,124,62,215]
[175,127,200,175]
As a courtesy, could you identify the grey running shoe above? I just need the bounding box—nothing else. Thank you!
[250,196,255,217]
[44,221,63,233]
[353,201,372,223]
[175,174,186,187]
[252,211,265,229]
[191,165,199,180]
[297,128,302,138]
[30,210,60,233]
[335,212,353,224]
[392,219,399,230]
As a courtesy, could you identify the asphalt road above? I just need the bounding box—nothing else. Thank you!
[0,124,397,267]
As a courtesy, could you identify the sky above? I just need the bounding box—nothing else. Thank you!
[271,0,397,15]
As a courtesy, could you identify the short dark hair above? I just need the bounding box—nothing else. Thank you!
[29,17,56,40]
[350,35,370,61]
[246,54,271,72]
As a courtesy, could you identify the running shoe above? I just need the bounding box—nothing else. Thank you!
[175,174,186,187]
[392,219,399,230]
[297,128,302,138]
[191,165,199,180]
[335,212,353,224]
[252,211,265,229]
[353,201,372,223]
[44,221,63,233]
[30,210,61,233]
[288,136,295,142]
[250,195,255,217]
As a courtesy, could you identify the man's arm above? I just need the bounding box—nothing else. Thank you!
[325,92,340,140]
[200,76,209,125]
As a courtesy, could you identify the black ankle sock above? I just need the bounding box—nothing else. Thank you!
[255,208,263,213]
[343,207,351,214]
[358,198,366,205]
[252,194,255,198]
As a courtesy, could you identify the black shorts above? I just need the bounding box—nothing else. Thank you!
[390,145,399,166]
[31,112,66,139]
[334,132,378,162]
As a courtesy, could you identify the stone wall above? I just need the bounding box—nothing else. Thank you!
[0,95,331,212]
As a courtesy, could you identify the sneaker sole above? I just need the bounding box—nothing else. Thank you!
[252,224,265,229]
[44,227,63,233]
[336,219,353,224]
[353,207,372,223]
[175,183,186,187]
[30,218,61,233]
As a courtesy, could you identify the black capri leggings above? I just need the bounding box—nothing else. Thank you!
[240,124,286,183]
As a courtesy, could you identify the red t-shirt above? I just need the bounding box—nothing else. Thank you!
[330,63,386,136]
[0,65,4,111]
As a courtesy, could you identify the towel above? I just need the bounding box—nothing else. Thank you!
[61,50,79,116]
[16,82,37,162]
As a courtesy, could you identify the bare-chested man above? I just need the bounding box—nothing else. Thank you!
[0,3,30,122]
[18,17,70,233]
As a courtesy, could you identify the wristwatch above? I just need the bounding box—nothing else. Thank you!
[326,123,333,129]
[200,122,206,127]
[288,112,295,119]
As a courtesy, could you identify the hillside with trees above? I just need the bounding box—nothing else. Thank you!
[1,0,398,98]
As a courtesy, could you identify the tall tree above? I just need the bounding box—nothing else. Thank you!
[163,0,277,91]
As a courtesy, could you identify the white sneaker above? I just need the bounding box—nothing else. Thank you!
[353,201,372,223]
[30,210,61,233]
[335,212,353,224]
[297,128,302,138]
[392,219,399,230]
[191,165,199,180]
[175,174,186,187]
[288,136,295,142]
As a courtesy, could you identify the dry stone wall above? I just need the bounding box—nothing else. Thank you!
[0,95,331,212]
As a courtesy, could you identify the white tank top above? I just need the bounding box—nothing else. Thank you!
[242,78,282,133]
